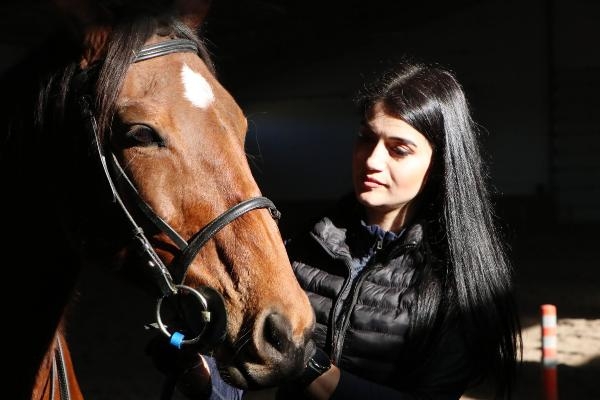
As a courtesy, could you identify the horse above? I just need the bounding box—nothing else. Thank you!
[0,1,315,398]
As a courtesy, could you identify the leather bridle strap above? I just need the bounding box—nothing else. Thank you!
[108,154,188,250]
[80,95,178,297]
[134,38,198,63]
[79,38,283,349]
[50,338,70,400]
[170,196,280,284]
[107,150,281,286]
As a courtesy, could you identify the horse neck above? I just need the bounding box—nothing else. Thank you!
[4,205,84,399]
[32,326,83,400]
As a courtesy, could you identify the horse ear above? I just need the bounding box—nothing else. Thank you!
[52,0,113,68]
[175,0,212,30]
[52,0,211,67]
[52,0,116,37]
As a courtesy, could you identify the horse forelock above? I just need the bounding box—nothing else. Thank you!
[93,16,214,144]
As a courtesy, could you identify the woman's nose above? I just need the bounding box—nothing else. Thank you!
[365,141,387,169]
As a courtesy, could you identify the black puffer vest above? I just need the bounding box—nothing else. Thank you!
[286,202,426,387]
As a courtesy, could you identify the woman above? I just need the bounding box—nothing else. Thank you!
[282,60,522,399]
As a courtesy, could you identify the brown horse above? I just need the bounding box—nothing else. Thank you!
[0,1,314,399]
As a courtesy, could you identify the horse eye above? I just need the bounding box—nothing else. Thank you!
[122,125,165,148]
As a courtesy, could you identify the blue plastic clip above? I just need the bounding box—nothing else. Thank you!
[170,332,185,349]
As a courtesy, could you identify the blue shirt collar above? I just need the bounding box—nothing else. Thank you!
[360,219,404,246]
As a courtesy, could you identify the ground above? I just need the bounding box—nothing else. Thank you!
[464,222,600,400]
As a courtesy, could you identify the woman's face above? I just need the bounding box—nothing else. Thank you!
[352,102,433,227]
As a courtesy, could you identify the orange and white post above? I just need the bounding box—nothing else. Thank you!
[541,304,558,400]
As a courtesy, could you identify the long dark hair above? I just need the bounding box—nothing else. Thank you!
[356,60,521,399]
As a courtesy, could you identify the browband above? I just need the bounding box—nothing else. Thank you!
[134,38,198,63]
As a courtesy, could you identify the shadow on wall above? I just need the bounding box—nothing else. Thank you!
[245,98,357,203]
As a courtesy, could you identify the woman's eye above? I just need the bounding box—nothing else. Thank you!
[120,125,165,148]
[391,145,411,157]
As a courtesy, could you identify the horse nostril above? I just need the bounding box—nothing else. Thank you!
[246,310,312,385]
[263,312,292,354]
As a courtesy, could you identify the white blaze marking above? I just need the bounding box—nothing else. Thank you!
[181,63,214,108]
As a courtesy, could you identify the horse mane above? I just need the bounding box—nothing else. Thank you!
[0,12,218,268]
[0,11,215,398]
[2,14,214,155]
[47,17,214,143]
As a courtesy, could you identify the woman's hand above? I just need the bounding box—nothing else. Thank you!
[146,335,212,398]
[176,353,212,398]
[304,364,341,400]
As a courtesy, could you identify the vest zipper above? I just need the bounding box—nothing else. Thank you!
[331,265,371,363]
[328,258,354,358]
[312,231,418,364]
[331,242,417,364]
[311,233,354,357]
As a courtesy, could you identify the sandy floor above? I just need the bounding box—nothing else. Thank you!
[464,222,600,400]
[463,318,600,400]
[68,221,600,400]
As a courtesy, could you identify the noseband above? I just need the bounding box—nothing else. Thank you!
[78,39,281,350]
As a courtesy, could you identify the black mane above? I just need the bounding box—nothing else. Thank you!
[0,12,212,398]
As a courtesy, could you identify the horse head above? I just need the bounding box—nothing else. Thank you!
[27,0,315,393]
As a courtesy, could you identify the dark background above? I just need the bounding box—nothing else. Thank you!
[1,1,598,399]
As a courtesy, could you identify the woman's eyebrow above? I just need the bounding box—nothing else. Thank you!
[388,136,418,147]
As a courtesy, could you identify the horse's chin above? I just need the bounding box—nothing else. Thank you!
[218,363,294,391]
[216,337,315,390]
[219,365,251,389]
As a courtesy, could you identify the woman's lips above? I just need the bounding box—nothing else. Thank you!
[361,176,385,189]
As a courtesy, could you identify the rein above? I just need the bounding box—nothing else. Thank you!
[74,38,281,398]
[50,339,70,400]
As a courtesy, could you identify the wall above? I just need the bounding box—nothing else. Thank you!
[1,0,597,223]
[219,0,599,223]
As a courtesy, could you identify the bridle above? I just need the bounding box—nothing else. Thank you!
[81,36,281,346]
[89,36,281,340]
[62,38,282,399]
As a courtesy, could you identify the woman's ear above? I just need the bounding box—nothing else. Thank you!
[422,162,432,187]
[418,152,438,198]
